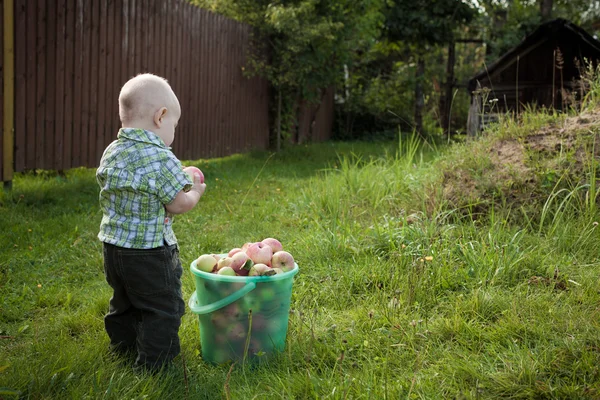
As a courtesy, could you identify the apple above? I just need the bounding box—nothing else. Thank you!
[225,322,248,342]
[221,303,242,321]
[230,252,251,276]
[196,254,218,272]
[249,263,276,276]
[246,242,273,265]
[184,166,204,184]
[258,287,276,302]
[217,266,236,276]
[272,267,284,275]
[241,295,263,313]
[271,251,295,272]
[228,247,243,257]
[210,312,230,329]
[217,257,234,271]
[241,242,255,251]
[250,314,269,332]
[261,238,283,253]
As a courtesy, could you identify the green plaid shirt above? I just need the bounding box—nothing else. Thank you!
[96,128,192,249]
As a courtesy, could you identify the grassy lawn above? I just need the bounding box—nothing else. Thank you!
[1,128,600,399]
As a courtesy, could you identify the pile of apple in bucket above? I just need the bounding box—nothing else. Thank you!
[192,238,298,364]
[195,238,295,276]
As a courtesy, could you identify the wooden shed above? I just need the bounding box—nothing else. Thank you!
[467,18,600,135]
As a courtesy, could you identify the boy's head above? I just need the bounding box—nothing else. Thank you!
[119,73,181,146]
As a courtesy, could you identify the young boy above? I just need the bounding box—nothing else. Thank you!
[96,73,206,372]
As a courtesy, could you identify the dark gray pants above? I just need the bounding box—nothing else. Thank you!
[102,242,185,372]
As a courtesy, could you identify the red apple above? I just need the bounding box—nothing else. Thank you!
[228,248,243,257]
[246,242,273,265]
[242,242,256,252]
[271,251,295,272]
[261,238,283,253]
[196,254,218,272]
[185,166,204,183]
[230,252,250,276]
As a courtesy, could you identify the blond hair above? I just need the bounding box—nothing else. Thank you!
[118,73,180,124]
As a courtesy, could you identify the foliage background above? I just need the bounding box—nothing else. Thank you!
[193,0,600,141]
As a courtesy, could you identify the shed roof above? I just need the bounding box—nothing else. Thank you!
[468,18,600,92]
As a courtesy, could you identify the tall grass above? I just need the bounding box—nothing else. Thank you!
[1,130,600,399]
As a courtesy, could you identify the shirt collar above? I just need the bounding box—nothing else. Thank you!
[117,128,170,149]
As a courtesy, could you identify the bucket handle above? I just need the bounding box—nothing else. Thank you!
[188,282,256,315]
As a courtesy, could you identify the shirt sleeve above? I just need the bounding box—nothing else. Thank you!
[156,152,193,205]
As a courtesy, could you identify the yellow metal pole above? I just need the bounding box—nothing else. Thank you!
[3,0,15,187]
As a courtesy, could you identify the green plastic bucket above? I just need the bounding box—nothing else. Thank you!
[188,257,299,365]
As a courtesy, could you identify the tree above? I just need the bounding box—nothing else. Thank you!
[192,0,384,148]
[539,0,553,21]
[478,0,600,61]
[383,0,477,135]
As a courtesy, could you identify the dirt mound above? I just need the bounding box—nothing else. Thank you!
[440,108,600,218]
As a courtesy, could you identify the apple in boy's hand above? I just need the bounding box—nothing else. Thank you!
[184,166,204,184]
[271,251,295,272]
[261,238,283,253]
[196,254,218,272]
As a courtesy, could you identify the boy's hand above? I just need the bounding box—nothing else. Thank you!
[165,170,206,214]
[191,173,206,197]
[183,166,204,184]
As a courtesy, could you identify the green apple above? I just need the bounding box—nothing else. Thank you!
[217,266,236,276]
[196,254,218,272]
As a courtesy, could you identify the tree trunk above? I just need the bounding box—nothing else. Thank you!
[441,40,455,136]
[414,54,425,135]
[308,89,326,142]
[540,0,553,21]
[276,88,282,152]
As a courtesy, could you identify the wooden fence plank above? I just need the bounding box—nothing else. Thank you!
[200,9,209,158]
[35,0,46,169]
[109,0,122,140]
[1,0,4,179]
[88,0,100,166]
[140,0,148,72]
[190,6,200,158]
[43,0,56,170]
[15,0,27,172]
[104,0,115,147]
[55,0,66,168]
[62,0,75,169]
[96,0,107,163]
[133,0,141,75]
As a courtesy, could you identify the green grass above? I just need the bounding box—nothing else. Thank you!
[1,131,600,399]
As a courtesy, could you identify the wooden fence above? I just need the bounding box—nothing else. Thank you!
[1,0,334,183]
